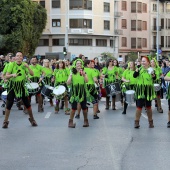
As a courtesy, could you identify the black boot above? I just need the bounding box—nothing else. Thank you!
[122,102,128,114]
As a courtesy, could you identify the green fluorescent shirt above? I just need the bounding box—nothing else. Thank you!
[122,69,136,85]
[53,68,69,84]
[7,62,28,81]
[29,64,43,78]
[84,67,96,84]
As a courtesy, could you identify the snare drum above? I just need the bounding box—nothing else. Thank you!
[41,85,54,98]
[105,82,121,96]
[26,82,39,95]
[53,85,67,100]
[125,90,135,104]
[1,90,7,101]
[154,84,161,92]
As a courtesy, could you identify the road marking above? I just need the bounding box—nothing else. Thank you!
[45,112,51,119]
[141,112,147,119]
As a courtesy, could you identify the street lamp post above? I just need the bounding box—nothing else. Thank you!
[156,0,159,61]
[65,0,69,58]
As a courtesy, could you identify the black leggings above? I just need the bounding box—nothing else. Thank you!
[6,88,31,110]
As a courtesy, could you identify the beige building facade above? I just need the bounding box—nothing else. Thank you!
[32,0,170,61]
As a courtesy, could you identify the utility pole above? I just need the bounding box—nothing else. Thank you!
[65,0,69,58]
[156,0,159,61]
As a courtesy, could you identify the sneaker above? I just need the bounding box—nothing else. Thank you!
[97,110,100,113]
[75,114,80,119]
[167,121,170,128]
[93,115,99,119]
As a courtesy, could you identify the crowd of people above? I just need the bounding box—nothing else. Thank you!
[0,52,170,129]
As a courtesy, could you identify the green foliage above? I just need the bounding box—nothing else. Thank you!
[0,0,47,56]
[100,52,116,62]
[127,52,138,62]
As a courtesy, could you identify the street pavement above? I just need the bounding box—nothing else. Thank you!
[0,97,170,170]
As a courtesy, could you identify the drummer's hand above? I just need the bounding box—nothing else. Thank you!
[4,79,7,82]
[12,73,17,78]
[51,77,54,82]
[24,63,29,68]
[81,71,86,76]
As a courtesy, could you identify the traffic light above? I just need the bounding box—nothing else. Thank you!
[63,47,67,55]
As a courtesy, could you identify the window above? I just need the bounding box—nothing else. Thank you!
[143,38,147,47]
[143,3,147,13]
[161,18,164,29]
[166,19,170,29]
[166,36,170,47]
[122,37,127,47]
[70,19,92,28]
[131,38,136,49]
[38,39,49,46]
[122,19,127,29]
[104,20,110,30]
[131,2,136,13]
[53,39,64,46]
[122,1,127,11]
[39,0,45,8]
[52,19,61,27]
[153,4,157,12]
[143,21,147,30]
[52,0,60,8]
[137,2,142,13]
[161,36,164,48]
[96,39,107,47]
[70,0,92,10]
[104,2,110,12]
[131,20,136,31]
[137,20,142,31]
[110,40,113,47]
[69,39,92,46]
[137,38,142,48]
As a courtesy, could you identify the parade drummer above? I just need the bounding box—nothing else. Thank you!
[150,58,163,113]
[84,60,99,119]
[121,61,136,114]
[2,52,37,128]
[102,58,119,110]
[28,57,44,113]
[67,59,89,128]
[52,60,70,114]
[41,59,54,106]
[164,72,170,127]
[133,56,156,128]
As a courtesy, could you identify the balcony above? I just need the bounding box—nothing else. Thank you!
[152,45,162,49]
[68,28,93,34]
[114,12,123,17]
[114,29,123,35]
[152,26,161,31]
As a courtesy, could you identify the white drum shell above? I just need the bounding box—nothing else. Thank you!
[125,90,135,104]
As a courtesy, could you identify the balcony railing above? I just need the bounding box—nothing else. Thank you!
[152,26,161,31]
[114,12,123,17]
[68,28,93,34]
[152,45,162,49]
[114,29,123,35]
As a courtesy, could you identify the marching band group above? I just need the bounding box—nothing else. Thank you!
[0,52,170,129]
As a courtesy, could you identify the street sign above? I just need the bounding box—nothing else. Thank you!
[158,49,162,54]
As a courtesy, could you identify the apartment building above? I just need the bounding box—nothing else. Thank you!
[150,0,170,59]
[33,0,170,61]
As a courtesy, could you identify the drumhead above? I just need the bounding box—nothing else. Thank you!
[45,85,54,90]
[2,91,7,95]
[26,83,39,89]
[125,90,135,94]
[154,84,159,87]
[53,85,66,96]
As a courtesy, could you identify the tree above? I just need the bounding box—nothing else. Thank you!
[126,52,138,63]
[0,0,47,56]
[100,52,116,62]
